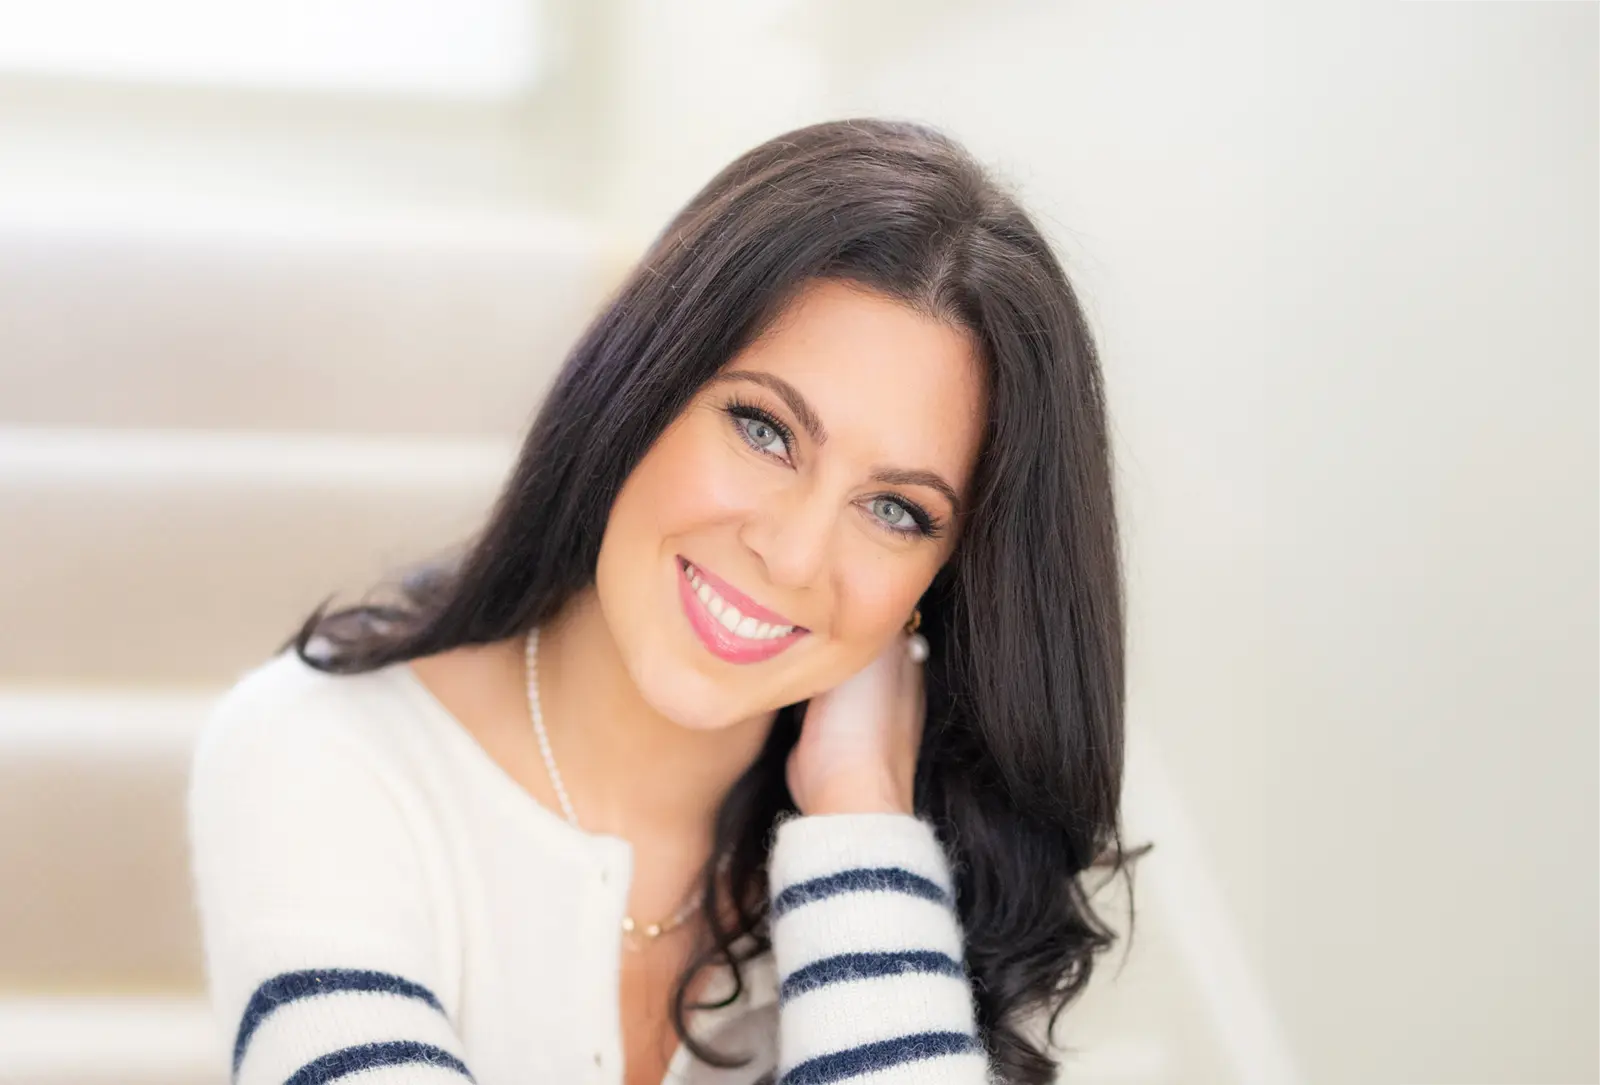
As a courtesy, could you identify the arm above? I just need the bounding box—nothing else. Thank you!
[187,680,472,1085]
[767,813,991,1085]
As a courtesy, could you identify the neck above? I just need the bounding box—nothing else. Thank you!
[531,585,776,848]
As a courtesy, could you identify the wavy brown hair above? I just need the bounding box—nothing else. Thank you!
[284,118,1137,1085]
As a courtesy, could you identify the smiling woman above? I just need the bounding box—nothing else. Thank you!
[596,278,984,728]
[187,119,1132,1085]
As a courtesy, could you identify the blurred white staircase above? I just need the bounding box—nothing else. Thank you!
[0,202,1239,1085]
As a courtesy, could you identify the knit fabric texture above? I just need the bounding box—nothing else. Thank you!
[187,650,995,1085]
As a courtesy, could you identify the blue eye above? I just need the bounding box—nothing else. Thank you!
[726,401,794,460]
[867,495,937,538]
[738,415,786,456]
[872,497,915,530]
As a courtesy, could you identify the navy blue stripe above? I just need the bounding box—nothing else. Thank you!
[772,866,951,918]
[232,968,448,1075]
[285,1040,474,1085]
[780,950,966,1004]
[778,1031,982,1085]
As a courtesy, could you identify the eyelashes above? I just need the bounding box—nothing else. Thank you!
[722,397,945,540]
[726,398,795,458]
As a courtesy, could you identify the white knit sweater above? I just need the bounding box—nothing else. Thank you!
[187,650,996,1085]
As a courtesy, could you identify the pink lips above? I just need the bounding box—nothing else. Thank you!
[676,557,807,664]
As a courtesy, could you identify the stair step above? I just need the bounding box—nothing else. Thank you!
[0,995,222,1085]
[0,204,610,436]
[0,427,512,685]
[0,690,215,991]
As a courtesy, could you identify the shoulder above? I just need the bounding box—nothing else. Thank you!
[186,649,450,924]
[206,646,398,726]
[192,648,418,794]
[186,651,469,1056]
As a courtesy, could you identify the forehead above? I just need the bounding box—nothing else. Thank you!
[727,279,988,490]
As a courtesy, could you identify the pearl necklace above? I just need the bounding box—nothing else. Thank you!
[523,628,701,949]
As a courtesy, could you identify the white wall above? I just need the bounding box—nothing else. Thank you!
[1251,9,1597,1081]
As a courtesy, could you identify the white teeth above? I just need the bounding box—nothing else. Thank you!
[685,561,797,640]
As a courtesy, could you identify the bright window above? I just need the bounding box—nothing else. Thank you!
[0,0,546,98]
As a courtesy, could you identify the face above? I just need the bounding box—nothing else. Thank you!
[594,278,988,730]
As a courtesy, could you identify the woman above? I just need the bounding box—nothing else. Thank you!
[188,118,1131,1085]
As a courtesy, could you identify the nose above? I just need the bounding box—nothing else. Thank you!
[738,483,837,592]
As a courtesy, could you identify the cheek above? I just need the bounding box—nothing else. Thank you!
[617,413,765,540]
[829,560,927,660]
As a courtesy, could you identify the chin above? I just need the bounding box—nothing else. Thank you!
[626,643,756,732]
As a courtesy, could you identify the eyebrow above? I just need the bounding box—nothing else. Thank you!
[708,370,964,515]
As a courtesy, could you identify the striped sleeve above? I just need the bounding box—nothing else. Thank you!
[768,814,992,1085]
[187,679,472,1085]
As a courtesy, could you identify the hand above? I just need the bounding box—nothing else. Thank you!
[786,632,926,817]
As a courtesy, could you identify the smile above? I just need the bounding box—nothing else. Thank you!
[676,556,807,664]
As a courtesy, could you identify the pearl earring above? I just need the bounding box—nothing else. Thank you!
[905,608,928,664]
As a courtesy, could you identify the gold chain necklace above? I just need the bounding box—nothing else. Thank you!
[523,629,701,950]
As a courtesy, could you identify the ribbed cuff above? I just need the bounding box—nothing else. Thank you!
[769,813,955,897]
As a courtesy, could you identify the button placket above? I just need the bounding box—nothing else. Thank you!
[591,850,627,1084]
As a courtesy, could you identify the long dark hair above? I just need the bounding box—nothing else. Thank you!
[284,118,1133,1085]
